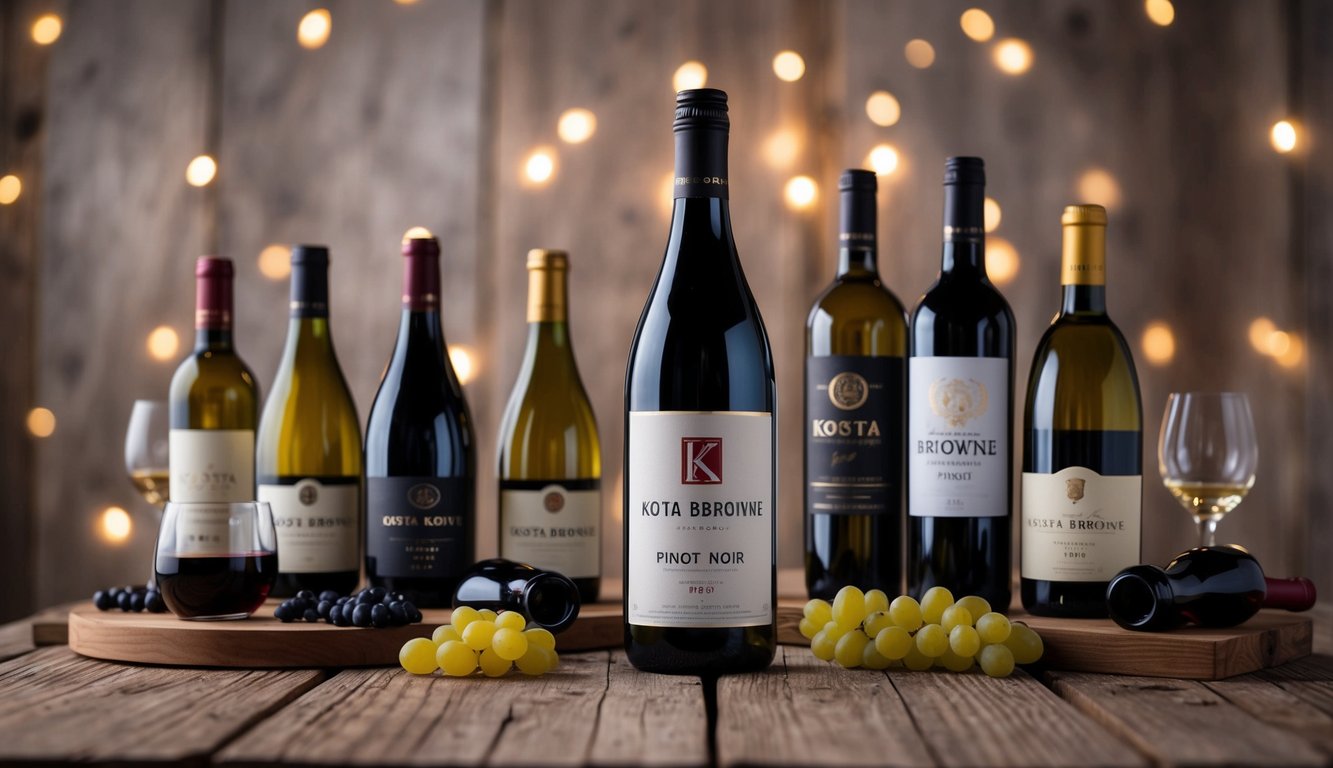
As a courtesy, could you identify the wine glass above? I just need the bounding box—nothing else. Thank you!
[154,501,278,620]
[1157,392,1258,548]
[126,400,170,508]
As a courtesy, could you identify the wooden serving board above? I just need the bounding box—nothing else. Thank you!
[775,599,1312,680]
[69,600,623,668]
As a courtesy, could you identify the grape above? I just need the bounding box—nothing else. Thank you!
[920,586,955,625]
[902,645,934,671]
[810,630,837,662]
[436,640,478,677]
[864,589,890,615]
[491,627,529,661]
[478,608,498,622]
[834,630,870,669]
[451,606,480,631]
[976,612,1012,645]
[874,625,913,660]
[955,595,991,621]
[949,624,981,658]
[370,604,390,628]
[432,625,462,645]
[914,623,949,657]
[524,627,556,651]
[516,645,552,676]
[939,649,975,673]
[1005,623,1044,665]
[861,642,893,670]
[978,644,1016,678]
[940,605,972,633]
[821,620,850,642]
[888,595,923,631]
[496,611,526,631]
[399,638,439,675]
[798,617,821,640]
[832,586,867,629]
[462,619,497,651]
[803,598,833,626]
[479,648,513,678]
[351,604,373,627]
[862,611,893,638]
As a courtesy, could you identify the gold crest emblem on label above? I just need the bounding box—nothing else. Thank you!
[828,372,869,411]
[1065,477,1085,503]
[928,377,989,427]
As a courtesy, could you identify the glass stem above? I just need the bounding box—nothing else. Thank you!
[1199,518,1219,548]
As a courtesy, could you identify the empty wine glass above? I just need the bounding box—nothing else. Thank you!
[125,400,170,508]
[1157,392,1258,548]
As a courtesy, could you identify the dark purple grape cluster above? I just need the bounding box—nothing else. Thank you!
[93,585,167,614]
[273,588,422,628]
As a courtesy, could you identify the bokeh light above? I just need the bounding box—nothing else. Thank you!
[0,175,20,205]
[26,407,55,438]
[866,144,900,177]
[865,91,901,127]
[557,108,597,144]
[1248,317,1276,353]
[522,147,557,187]
[258,244,292,280]
[1076,168,1122,210]
[1145,0,1176,26]
[31,13,62,45]
[762,128,802,170]
[1264,329,1292,358]
[673,61,708,92]
[993,39,1033,75]
[772,51,806,82]
[185,155,217,187]
[1141,322,1176,366]
[960,9,996,42]
[784,175,818,210]
[450,345,476,385]
[986,237,1020,285]
[1271,120,1298,153]
[147,326,180,362]
[99,506,133,544]
[984,197,1002,233]
[905,40,936,69]
[1276,334,1305,369]
[298,9,332,49]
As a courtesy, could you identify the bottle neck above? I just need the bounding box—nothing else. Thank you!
[837,183,878,277]
[403,251,441,313]
[1060,220,1108,316]
[1264,577,1318,611]
[940,181,986,276]
[668,125,735,260]
[194,272,234,352]
[525,266,575,364]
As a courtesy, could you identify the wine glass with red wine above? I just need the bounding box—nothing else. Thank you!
[154,501,279,620]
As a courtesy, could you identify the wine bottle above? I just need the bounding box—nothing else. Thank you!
[1021,206,1142,617]
[907,157,1014,609]
[365,235,476,608]
[452,558,582,633]
[497,249,601,604]
[1107,545,1317,631]
[624,88,777,675]
[804,169,907,599]
[257,245,363,597]
[169,256,259,502]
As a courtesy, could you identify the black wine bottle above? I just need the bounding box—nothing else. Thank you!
[804,169,907,599]
[907,157,1015,609]
[623,88,777,675]
[365,235,476,608]
[1106,546,1317,631]
[452,558,581,633]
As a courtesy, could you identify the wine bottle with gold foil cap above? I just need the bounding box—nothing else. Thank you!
[497,249,602,604]
[1021,204,1143,618]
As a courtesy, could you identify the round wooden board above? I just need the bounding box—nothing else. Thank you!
[68,600,623,668]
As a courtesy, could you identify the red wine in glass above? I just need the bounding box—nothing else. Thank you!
[155,552,278,620]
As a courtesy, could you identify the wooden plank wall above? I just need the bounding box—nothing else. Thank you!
[7,0,1328,608]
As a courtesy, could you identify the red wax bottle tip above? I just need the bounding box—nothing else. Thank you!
[195,256,234,278]
[1265,577,1317,612]
[401,237,440,258]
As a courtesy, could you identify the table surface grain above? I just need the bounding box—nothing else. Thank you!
[1,601,1329,767]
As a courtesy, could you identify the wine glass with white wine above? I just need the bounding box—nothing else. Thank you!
[1158,392,1258,548]
[126,400,170,508]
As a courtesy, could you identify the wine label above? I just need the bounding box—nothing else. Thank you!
[1022,467,1141,582]
[806,356,903,515]
[366,476,470,579]
[173,502,252,555]
[259,477,360,574]
[499,480,600,579]
[169,429,255,503]
[626,411,773,629]
[907,357,1008,518]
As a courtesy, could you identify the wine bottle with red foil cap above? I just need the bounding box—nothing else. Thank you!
[1106,545,1317,631]
[169,257,260,503]
[365,235,476,608]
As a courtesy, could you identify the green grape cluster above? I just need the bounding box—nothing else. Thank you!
[800,586,1044,678]
[398,606,559,677]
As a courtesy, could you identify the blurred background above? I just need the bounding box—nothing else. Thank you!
[1,0,1328,621]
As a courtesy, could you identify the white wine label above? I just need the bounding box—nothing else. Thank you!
[1022,467,1141,581]
[500,484,600,579]
[627,411,774,629]
[908,357,1008,518]
[259,479,359,574]
[173,502,251,555]
[169,429,255,503]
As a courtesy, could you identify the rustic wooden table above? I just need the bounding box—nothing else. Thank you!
[1,601,1330,767]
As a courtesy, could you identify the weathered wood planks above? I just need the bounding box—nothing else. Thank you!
[217,650,711,767]
[0,646,323,765]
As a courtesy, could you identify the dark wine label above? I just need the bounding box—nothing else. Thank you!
[806,356,903,515]
[366,476,470,579]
